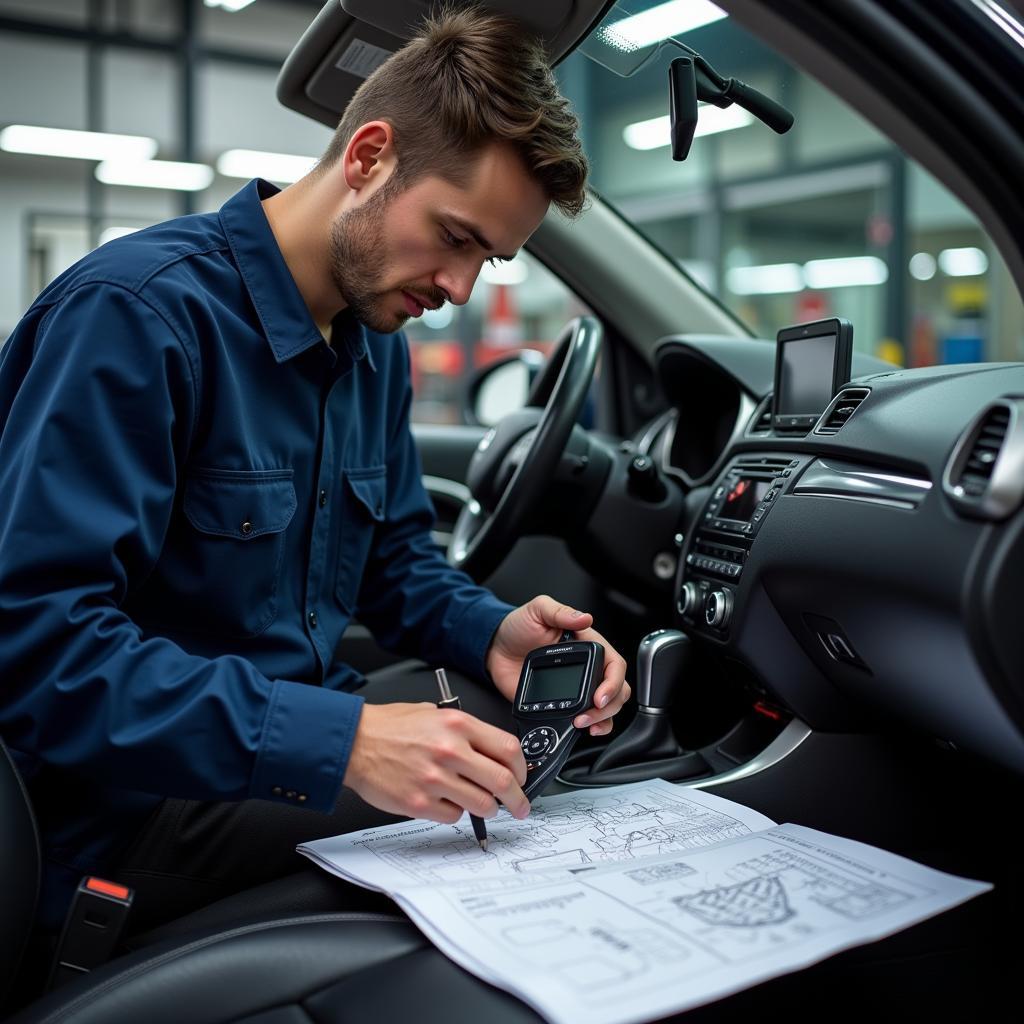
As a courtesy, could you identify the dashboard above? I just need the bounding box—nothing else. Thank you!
[635,334,1024,777]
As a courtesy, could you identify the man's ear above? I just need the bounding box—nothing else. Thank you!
[342,121,396,193]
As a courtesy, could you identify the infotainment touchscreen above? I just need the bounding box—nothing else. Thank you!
[720,477,770,522]
[773,317,853,431]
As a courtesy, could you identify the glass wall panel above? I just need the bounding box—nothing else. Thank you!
[561,0,1024,364]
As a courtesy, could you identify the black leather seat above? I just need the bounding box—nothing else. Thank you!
[0,737,542,1024]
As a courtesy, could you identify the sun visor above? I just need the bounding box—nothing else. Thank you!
[277,0,616,129]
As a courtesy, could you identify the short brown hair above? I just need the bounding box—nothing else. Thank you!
[318,5,588,218]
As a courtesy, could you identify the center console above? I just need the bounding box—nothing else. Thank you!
[676,453,809,637]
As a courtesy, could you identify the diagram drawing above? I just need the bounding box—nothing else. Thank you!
[361,786,760,886]
[674,875,794,927]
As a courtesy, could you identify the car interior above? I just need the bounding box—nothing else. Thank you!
[2,0,1023,1021]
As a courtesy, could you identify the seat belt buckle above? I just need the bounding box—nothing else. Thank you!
[47,876,134,991]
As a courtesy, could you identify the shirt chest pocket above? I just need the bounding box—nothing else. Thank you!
[335,466,386,613]
[177,469,297,637]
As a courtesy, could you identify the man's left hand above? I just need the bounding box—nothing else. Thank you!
[486,595,630,737]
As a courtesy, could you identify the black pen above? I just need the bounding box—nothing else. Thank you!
[434,667,489,851]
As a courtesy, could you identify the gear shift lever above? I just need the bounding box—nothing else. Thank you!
[559,629,710,783]
[637,629,692,711]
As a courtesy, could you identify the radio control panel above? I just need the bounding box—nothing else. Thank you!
[677,454,807,636]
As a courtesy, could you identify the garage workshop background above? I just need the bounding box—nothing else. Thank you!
[1,0,1021,426]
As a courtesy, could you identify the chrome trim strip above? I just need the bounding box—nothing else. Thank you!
[793,458,931,508]
[788,492,916,511]
[682,719,813,790]
[555,718,813,791]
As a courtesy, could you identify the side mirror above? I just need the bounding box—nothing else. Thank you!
[465,350,544,426]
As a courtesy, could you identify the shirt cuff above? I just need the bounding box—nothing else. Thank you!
[448,595,515,682]
[250,679,364,812]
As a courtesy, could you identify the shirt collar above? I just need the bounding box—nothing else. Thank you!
[219,178,375,372]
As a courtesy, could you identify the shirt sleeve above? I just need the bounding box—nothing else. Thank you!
[0,283,358,812]
[354,338,514,679]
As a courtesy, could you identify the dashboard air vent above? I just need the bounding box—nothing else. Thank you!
[815,388,870,435]
[955,406,1009,496]
[943,399,1024,520]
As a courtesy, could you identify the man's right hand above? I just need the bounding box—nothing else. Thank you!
[342,703,531,824]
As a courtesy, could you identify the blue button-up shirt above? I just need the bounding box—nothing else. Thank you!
[0,179,513,928]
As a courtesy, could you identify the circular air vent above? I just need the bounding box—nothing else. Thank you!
[943,399,1024,519]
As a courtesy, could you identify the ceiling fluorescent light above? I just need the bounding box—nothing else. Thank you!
[908,252,937,281]
[0,125,157,162]
[624,104,753,150]
[726,263,803,295]
[217,149,317,183]
[481,258,529,287]
[601,1,726,50]
[803,256,888,288]
[938,246,988,277]
[96,159,214,191]
[204,0,257,12]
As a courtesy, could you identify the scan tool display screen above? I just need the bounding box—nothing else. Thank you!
[523,662,587,703]
[776,334,838,415]
[720,477,771,522]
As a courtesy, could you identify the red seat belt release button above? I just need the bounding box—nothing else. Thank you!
[47,876,134,992]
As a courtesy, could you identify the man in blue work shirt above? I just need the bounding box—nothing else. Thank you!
[0,9,630,937]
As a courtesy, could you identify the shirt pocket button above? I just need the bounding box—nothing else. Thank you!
[241,520,253,535]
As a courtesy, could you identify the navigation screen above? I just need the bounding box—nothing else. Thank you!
[777,333,838,414]
[720,478,770,521]
[523,663,586,703]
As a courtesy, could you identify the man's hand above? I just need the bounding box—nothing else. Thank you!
[487,596,631,737]
[343,702,531,823]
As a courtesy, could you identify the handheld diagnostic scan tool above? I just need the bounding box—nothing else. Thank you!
[513,635,604,796]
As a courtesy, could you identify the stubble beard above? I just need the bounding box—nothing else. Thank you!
[328,178,411,334]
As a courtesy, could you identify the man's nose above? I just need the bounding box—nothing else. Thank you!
[435,264,481,307]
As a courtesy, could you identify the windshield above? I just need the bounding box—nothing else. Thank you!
[559,0,1024,367]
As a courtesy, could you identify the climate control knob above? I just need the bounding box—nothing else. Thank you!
[679,581,701,616]
[705,589,733,628]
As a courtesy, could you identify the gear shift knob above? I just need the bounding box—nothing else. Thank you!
[636,629,692,710]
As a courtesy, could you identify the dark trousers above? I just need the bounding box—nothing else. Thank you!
[113,661,513,935]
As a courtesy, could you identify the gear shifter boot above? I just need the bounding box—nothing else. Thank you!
[591,708,685,771]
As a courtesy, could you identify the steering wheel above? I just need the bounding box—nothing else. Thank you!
[449,316,602,582]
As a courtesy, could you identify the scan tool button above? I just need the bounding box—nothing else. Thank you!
[521,727,559,758]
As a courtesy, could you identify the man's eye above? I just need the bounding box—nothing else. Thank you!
[443,229,465,248]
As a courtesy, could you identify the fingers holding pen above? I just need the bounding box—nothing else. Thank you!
[344,703,530,826]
